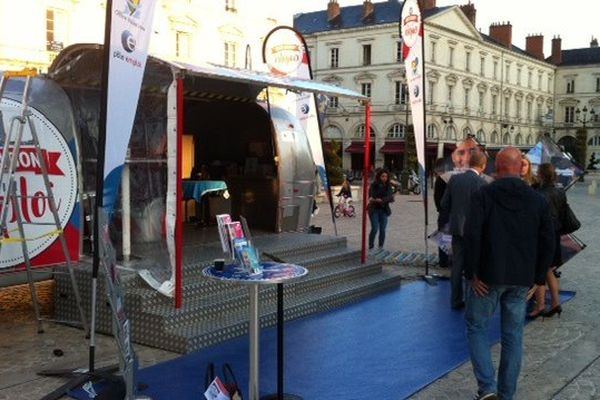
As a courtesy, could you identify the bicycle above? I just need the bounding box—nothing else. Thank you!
[334,197,355,218]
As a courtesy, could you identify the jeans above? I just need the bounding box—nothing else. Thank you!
[465,284,528,400]
[368,208,389,248]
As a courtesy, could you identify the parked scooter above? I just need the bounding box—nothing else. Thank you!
[407,169,421,195]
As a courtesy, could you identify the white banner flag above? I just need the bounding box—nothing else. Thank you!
[401,0,426,174]
[103,0,157,212]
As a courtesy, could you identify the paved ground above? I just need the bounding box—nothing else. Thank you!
[0,180,598,399]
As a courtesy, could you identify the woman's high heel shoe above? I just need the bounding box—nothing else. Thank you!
[543,305,562,318]
[526,308,546,320]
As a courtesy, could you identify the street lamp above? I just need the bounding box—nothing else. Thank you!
[576,106,595,127]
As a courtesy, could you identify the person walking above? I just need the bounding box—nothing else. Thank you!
[439,151,488,310]
[463,147,555,400]
[528,163,568,319]
[368,168,394,250]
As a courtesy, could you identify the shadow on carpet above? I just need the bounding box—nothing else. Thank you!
[69,280,575,400]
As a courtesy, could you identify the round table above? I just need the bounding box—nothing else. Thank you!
[203,262,308,400]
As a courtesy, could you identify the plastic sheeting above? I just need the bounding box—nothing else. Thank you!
[49,45,174,274]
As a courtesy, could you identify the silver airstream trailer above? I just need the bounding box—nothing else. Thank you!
[0,44,365,277]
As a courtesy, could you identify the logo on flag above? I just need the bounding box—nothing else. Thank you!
[121,30,136,52]
[125,0,142,17]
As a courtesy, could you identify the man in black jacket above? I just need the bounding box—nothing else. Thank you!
[463,147,555,400]
[439,151,488,309]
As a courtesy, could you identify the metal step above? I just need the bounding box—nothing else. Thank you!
[141,259,383,330]
[169,272,403,353]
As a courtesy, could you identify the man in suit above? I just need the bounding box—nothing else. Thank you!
[463,147,555,400]
[439,151,488,309]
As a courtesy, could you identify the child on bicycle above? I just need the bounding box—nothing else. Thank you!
[337,178,352,206]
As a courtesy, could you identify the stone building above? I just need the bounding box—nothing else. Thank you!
[295,0,560,174]
[0,0,290,72]
[552,36,600,165]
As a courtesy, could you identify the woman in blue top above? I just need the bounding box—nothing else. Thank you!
[368,168,394,250]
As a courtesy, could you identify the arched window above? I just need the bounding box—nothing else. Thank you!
[491,131,498,144]
[445,125,457,140]
[526,134,533,145]
[387,123,406,139]
[503,132,511,145]
[515,133,522,145]
[356,124,376,138]
[325,125,343,140]
[476,129,485,143]
[588,135,600,146]
[427,124,438,139]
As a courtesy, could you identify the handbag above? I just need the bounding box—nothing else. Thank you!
[222,363,243,400]
[560,203,581,235]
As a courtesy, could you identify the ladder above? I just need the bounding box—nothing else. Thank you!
[0,70,88,335]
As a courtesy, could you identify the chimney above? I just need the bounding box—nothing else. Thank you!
[418,0,436,11]
[362,0,375,21]
[327,0,341,25]
[489,22,512,49]
[525,34,544,60]
[591,36,598,48]
[551,36,562,65]
[459,2,476,27]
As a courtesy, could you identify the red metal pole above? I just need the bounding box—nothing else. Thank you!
[175,78,184,309]
[361,101,372,264]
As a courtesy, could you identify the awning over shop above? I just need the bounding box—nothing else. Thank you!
[345,141,366,153]
[380,142,405,154]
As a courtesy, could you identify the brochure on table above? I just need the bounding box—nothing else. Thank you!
[216,214,262,275]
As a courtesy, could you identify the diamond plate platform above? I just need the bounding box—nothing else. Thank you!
[54,232,402,353]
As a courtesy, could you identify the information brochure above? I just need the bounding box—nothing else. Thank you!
[204,376,230,400]
[216,214,262,275]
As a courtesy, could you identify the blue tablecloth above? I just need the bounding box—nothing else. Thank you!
[182,180,227,202]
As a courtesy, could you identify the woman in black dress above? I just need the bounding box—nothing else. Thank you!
[528,163,566,319]
[368,169,394,250]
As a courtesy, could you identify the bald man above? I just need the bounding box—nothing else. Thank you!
[462,147,555,400]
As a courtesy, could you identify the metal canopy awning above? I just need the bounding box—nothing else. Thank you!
[172,60,367,101]
[48,44,367,102]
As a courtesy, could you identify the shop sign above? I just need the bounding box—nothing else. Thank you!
[0,98,77,269]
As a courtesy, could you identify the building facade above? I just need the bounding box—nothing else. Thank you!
[0,0,290,72]
[552,37,600,166]
[295,0,560,174]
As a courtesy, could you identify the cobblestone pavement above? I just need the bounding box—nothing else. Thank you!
[0,182,598,399]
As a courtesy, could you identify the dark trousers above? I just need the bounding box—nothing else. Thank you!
[438,246,449,267]
[368,208,389,249]
[451,234,466,307]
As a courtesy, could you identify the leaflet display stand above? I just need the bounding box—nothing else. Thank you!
[203,262,307,400]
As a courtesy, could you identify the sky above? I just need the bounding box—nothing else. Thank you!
[292,0,600,56]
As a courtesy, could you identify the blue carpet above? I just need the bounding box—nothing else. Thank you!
[69,281,575,400]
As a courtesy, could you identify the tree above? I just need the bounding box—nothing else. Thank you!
[404,124,418,172]
[575,127,588,167]
[323,140,344,185]
[588,152,598,170]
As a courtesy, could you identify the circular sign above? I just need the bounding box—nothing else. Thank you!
[0,99,77,268]
[400,0,422,49]
[264,28,305,76]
